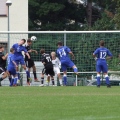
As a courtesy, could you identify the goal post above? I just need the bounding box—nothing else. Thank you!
[0,31,120,86]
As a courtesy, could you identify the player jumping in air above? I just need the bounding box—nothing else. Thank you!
[25,39,39,86]
[7,48,18,86]
[51,52,63,86]
[12,39,32,82]
[0,45,8,86]
[93,40,112,88]
[56,41,78,86]
[40,49,55,86]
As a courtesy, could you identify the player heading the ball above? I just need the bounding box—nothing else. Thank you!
[12,39,32,82]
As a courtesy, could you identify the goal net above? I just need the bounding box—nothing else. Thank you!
[0,31,120,86]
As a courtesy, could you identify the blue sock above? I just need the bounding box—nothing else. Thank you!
[10,79,14,86]
[26,70,30,78]
[13,77,18,85]
[105,75,110,85]
[97,75,101,86]
[17,72,20,80]
[63,75,67,85]
[73,68,78,73]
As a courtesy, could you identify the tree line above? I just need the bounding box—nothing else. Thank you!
[29,0,120,31]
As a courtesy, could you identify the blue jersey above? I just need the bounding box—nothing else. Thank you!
[93,47,112,65]
[7,53,15,68]
[7,53,17,75]
[57,46,75,71]
[57,46,71,61]
[12,43,27,57]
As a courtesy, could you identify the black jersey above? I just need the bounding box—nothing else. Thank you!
[0,52,6,68]
[25,44,31,60]
[41,53,53,69]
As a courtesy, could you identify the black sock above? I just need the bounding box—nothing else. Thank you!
[52,79,54,85]
[27,76,29,82]
[41,77,44,84]
[33,71,37,79]
[0,77,3,81]
[9,77,12,83]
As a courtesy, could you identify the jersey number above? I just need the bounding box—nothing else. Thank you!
[59,49,66,57]
[46,57,51,62]
[100,52,106,59]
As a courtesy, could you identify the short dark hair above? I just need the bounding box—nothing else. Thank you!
[0,45,4,49]
[21,39,26,43]
[40,48,45,54]
[27,38,32,43]
[10,48,14,52]
[57,41,63,46]
[100,40,104,46]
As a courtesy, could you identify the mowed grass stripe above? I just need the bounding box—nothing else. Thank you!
[0,86,120,120]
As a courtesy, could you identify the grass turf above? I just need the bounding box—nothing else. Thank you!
[0,86,120,120]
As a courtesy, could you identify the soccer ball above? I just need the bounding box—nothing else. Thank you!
[31,36,37,41]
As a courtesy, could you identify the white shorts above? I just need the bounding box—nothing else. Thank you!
[53,67,60,75]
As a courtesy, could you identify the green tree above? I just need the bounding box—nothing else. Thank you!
[29,0,86,31]
[112,0,120,29]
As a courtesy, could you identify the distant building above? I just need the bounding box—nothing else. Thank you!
[0,0,28,52]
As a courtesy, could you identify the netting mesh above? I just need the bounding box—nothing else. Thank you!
[0,31,120,86]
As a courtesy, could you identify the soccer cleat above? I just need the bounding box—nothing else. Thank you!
[107,85,111,88]
[34,78,40,82]
[97,85,100,88]
[39,84,44,87]
[28,78,32,83]
[27,82,30,86]
[74,72,80,77]
[17,79,20,84]
[13,84,17,87]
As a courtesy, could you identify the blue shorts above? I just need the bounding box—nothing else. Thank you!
[14,56,25,65]
[7,67,16,76]
[61,60,75,71]
[96,62,108,73]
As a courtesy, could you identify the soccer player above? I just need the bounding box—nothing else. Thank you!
[25,39,39,85]
[12,39,32,82]
[51,52,63,86]
[7,48,18,86]
[56,41,78,86]
[40,49,55,86]
[0,45,8,85]
[93,40,112,88]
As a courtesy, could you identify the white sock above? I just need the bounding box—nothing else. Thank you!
[59,79,62,85]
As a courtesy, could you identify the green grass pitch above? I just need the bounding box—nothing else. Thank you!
[0,86,120,120]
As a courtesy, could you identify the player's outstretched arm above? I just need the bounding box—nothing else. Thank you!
[32,49,38,54]
[69,51,75,60]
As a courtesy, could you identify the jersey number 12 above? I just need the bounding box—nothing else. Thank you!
[100,52,106,59]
